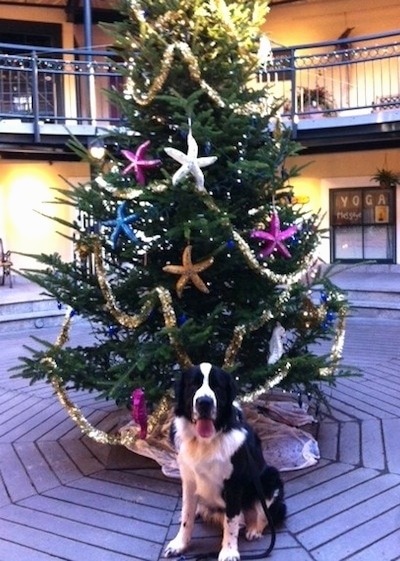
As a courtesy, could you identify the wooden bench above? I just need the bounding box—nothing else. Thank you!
[0,238,13,287]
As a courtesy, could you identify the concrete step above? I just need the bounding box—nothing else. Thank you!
[0,306,66,331]
[0,279,67,332]
[347,300,400,318]
[0,298,67,332]
[2,269,400,329]
[332,267,400,319]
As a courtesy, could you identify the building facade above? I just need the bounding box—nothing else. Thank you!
[264,0,400,264]
[1,0,400,272]
[0,0,116,271]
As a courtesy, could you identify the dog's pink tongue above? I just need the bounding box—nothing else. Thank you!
[196,419,215,438]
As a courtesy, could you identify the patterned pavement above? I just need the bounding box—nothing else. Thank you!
[1,316,400,561]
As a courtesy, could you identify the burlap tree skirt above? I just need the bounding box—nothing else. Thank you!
[120,392,320,477]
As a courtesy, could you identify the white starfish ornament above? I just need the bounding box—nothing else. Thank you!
[267,322,286,365]
[164,127,217,191]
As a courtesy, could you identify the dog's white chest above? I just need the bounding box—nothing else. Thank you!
[178,428,246,509]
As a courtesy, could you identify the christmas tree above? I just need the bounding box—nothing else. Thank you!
[15,0,349,412]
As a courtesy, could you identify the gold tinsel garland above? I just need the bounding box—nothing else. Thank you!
[126,0,270,109]
[93,240,192,368]
[47,239,347,446]
[41,2,346,446]
[47,304,171,446]
[223,296,289,369]
[48,310,346,444]
[125,41,226,108]
[232,229,321,285]
[93,239,154,329]
[155,286,192,369]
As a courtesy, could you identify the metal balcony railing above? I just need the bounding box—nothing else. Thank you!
[1,30,400,142]
[260,30,400,132]
[0,42,123,139]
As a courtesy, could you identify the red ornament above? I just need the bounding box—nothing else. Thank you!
[132,388,148,439]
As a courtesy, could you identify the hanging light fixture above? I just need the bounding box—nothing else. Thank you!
[258,35,273,68]
[89,137,106,160]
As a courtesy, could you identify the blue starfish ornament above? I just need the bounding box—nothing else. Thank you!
[102,201,139,249]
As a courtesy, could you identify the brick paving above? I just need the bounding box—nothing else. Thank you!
[1,316,400,561]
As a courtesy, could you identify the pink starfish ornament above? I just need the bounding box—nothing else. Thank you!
[251,210,298,259]
[121,140,161,186]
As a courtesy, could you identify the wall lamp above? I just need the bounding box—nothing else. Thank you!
[89,137,106,160]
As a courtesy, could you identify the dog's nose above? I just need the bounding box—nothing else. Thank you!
[195,395,214,417]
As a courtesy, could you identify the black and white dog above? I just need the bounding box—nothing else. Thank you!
[164,362,286,561]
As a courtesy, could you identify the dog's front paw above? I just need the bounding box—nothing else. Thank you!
[245,527,263,541]
[164,536,188,558]
[218,547,241,561]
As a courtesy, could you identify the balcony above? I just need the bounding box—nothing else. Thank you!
[0,42,122,159]
[1,30,400,158]
[262,30,400,153]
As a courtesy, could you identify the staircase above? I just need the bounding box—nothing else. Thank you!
[1,267,400,331]
[0,277,66,332]
[331,264,400,319]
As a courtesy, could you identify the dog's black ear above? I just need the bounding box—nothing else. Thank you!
[213,367,239,430]
[225,369,238,403]
[174,368,187,417]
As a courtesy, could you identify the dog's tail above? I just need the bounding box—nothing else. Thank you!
[261,465,287,525]
[268,495,286,525]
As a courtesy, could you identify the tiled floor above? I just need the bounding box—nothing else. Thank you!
[1,314,400,561]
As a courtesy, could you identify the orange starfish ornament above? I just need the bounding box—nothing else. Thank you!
[163,245,214,298]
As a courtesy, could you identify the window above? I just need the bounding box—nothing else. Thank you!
[0,21,62,119]
[330,187,395,262]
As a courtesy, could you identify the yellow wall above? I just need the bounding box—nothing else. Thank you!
[264,0,399,46]
[262,1,400,262]
[289,146,400,182]
[0,7,101,274]
[0,2,399,266]
[0,160,90,272]
[0,5,66,24]
[289,147,400,261]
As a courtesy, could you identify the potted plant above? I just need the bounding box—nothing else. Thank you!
[371,168,400,188]
[283,85,336,117]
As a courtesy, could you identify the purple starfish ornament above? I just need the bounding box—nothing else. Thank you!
[121,140,161,186]
[251,210,297,259]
